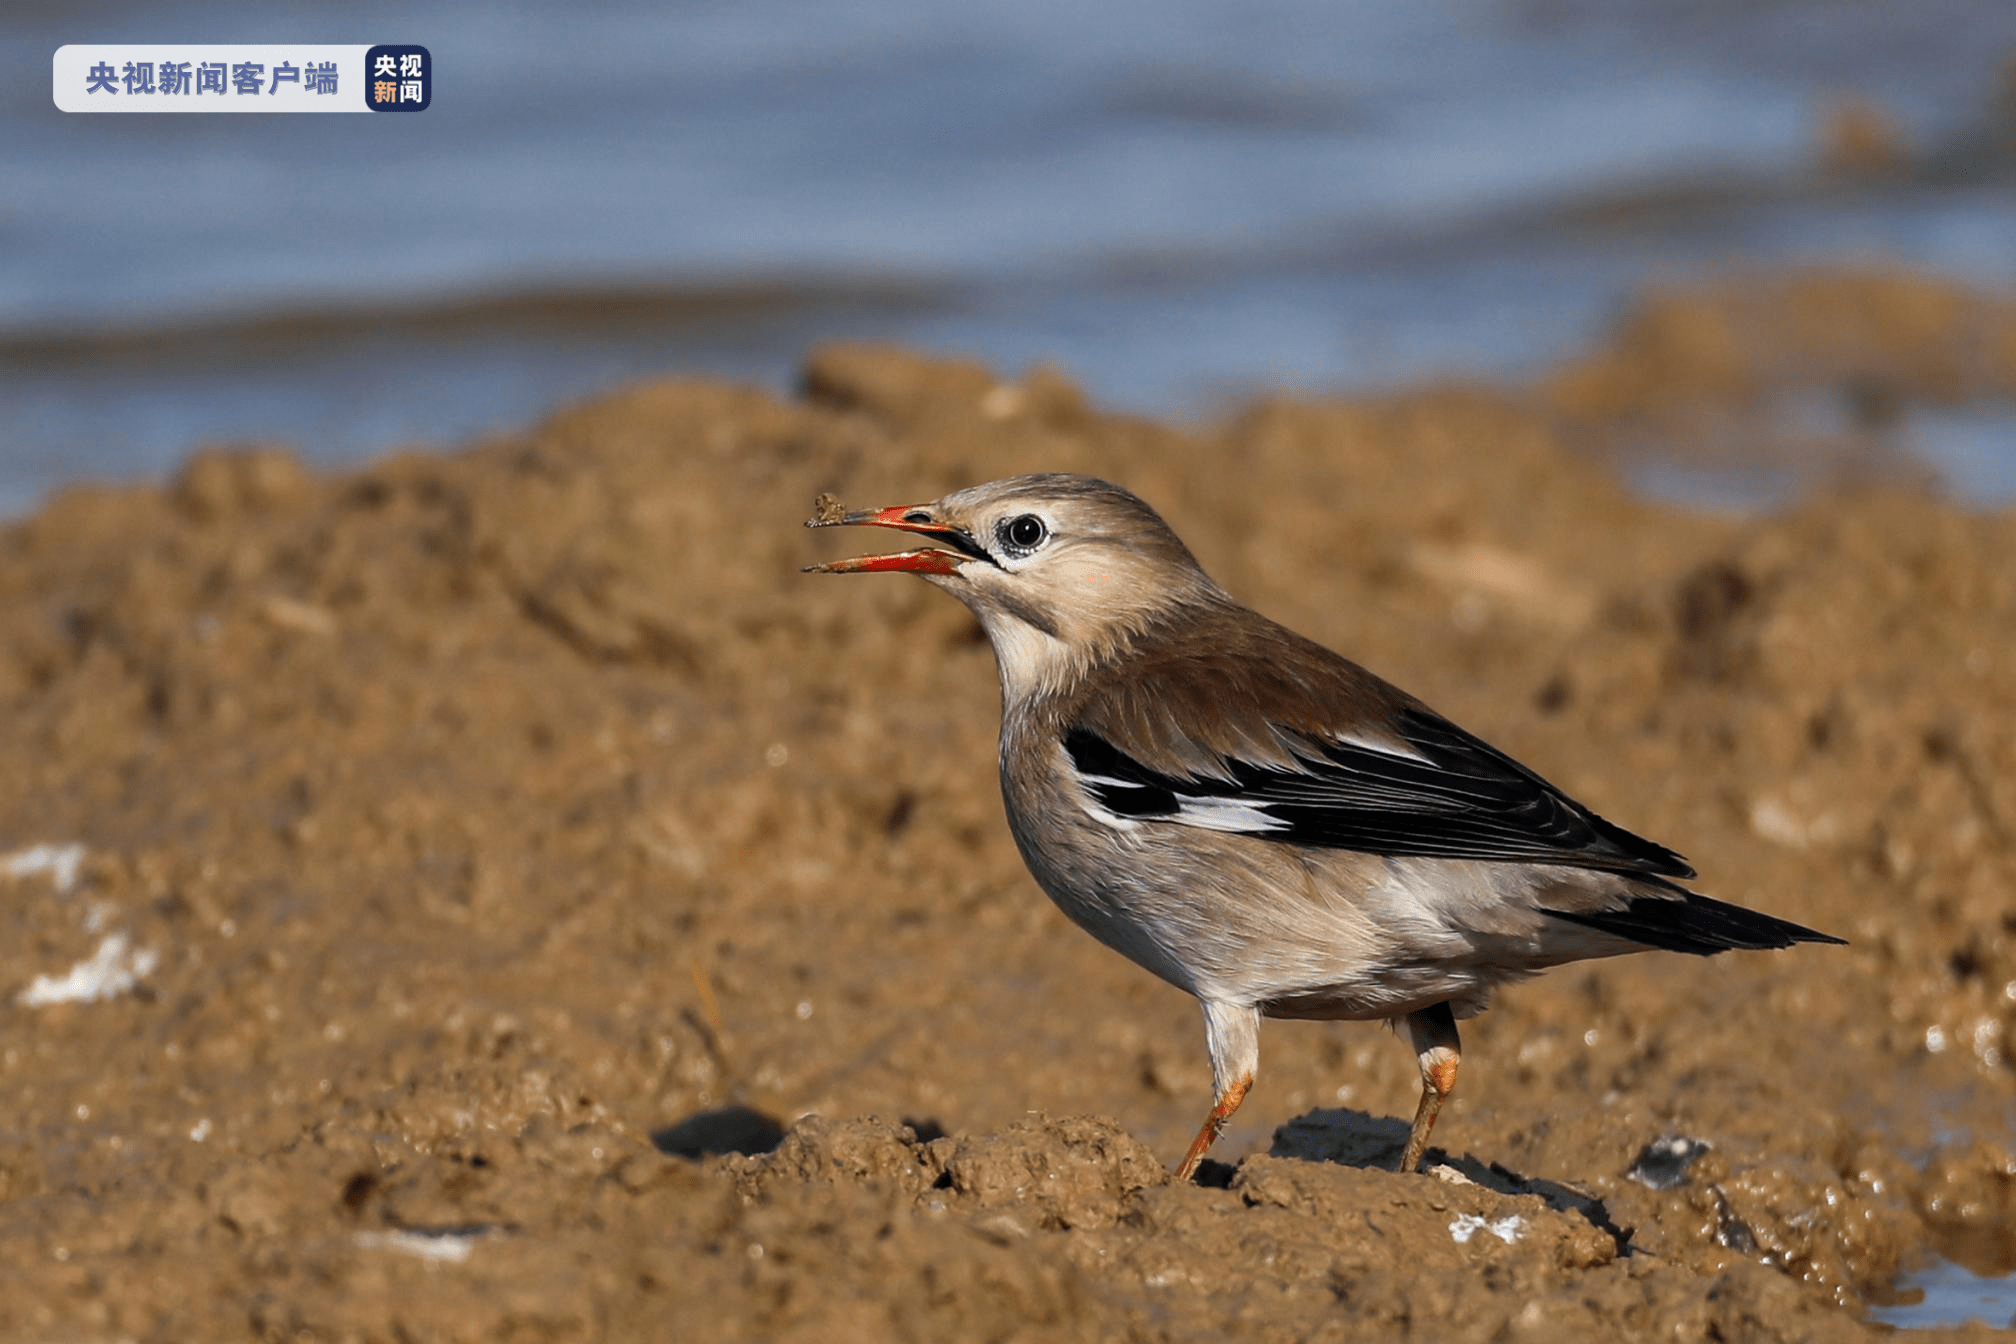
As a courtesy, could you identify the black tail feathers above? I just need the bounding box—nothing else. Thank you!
[1541,891,1846,956]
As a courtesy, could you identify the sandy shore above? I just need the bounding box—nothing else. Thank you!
[1,266,2013,1339]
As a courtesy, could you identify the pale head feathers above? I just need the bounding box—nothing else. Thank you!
[905,474,1229,700]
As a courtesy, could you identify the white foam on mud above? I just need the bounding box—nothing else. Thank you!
[18,932,160,1007]
[1,843,86,893]
[356,1229,483,1263]
[7,844,163,1008]
[1449,1213,1525,1245]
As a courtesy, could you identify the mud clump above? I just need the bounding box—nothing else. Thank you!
[0,264,2013,1339]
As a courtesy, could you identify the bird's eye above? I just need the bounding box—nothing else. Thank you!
[1000,514,1048,552]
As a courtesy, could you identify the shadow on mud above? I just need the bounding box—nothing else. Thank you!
[1269,1107,1634,1253]
[652,1105,787,1159]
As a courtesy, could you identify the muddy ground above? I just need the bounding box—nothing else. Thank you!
[2,266,2014,1340]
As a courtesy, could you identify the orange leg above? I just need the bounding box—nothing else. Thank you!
[1177,1000,1261,1182]
[1174,1072,1252,1182]
[1398,1002,1460,1174]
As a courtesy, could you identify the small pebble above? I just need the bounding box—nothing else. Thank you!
[1626,1135,1712,1190]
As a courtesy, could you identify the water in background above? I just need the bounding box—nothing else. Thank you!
[5,0,2016,515]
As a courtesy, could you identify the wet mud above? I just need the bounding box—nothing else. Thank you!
[2,265,2014,1339]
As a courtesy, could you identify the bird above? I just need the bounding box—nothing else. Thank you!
[803,473,1843,1180]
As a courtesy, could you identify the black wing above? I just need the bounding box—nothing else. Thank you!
[1064,705,1696,880]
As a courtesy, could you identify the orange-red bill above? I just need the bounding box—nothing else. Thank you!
[803,503,941,533]
[802,501,970,575]
[803,548,963,575]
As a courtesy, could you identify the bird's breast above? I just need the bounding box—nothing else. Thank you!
[996,719,1209,995]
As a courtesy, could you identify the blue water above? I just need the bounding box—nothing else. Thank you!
[1872,1258,2016,1331]
[5,0,2016,515]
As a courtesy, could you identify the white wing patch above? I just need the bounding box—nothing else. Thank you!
[1074,765,1291,837]
[1079,799,1144,831]
[1329,730,1432,762]
[1167,796,1292,834]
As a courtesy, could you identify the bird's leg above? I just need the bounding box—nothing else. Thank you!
[1399,1001,1460,1173]
[1175,1075,1250,1182]
[1176,1000,1260,1182]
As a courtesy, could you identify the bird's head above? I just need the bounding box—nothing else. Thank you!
[805,473,1222,695]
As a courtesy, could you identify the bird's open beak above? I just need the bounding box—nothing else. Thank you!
[802,503,981,575]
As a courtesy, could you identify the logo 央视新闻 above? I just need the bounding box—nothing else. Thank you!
[364,45,429,111]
